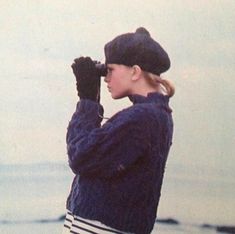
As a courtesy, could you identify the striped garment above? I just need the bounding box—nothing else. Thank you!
[62,211,133,234]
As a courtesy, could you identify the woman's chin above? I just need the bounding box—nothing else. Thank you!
[111,93,125,99]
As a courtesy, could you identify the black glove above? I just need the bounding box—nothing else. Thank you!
[71,57,101,102]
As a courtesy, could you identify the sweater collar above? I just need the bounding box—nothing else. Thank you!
[128,92,169,104]
[128,92,172,112]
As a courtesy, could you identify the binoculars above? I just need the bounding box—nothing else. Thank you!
[95,63,107,77]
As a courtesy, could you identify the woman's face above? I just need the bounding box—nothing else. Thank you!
[104,64,133,99]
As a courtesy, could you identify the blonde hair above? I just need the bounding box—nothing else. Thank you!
[142,71,175,97]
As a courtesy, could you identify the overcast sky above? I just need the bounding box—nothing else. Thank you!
[0,0,234,165]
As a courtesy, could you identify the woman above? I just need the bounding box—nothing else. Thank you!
[63,27,174,234]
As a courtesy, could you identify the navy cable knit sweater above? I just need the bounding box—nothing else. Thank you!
[66,92,173,234]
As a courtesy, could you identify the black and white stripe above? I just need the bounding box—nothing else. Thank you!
[62,211,132,234]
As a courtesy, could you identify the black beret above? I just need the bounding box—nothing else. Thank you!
[104,27,170,75]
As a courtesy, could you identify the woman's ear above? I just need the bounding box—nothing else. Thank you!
[131,65,142,81]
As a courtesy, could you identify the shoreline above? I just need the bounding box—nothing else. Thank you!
[1,215,234,234]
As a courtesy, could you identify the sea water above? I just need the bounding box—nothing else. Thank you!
[0,162,234,234]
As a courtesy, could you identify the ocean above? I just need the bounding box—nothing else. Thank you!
[0,162,234,234]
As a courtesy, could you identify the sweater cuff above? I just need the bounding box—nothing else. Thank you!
[76,99,104,122]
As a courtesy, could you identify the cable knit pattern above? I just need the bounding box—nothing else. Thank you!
[66,92,173,234]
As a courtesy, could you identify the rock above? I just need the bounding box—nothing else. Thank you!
[58,214,66,221]
[201,223,215,229]
[156,218,180,225]
[216,226,235,233]
[35,219,52,223]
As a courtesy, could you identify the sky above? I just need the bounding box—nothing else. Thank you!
[0,0,234,166]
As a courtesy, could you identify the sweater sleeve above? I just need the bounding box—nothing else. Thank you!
[66,99,151,178]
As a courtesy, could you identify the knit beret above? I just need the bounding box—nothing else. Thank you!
[104,27,170,75]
